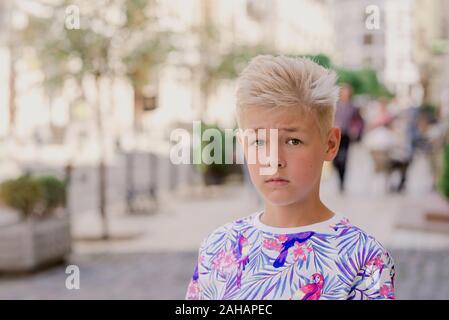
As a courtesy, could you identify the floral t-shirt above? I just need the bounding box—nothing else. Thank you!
[185,211,395,300]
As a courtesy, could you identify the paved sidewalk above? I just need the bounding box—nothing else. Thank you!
[1,248,449,300]
[70,182,449,254]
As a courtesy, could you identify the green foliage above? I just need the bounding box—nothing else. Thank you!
[420,103,438,124]
[438,141,449,200]
[20,0,172,93]
[431,39,449,56]
[193,122,237,177]
[35,176,67,214]
[277,53,392,98]
[0,175,67,218]
[0,176,42,217]
[336,67,393,98]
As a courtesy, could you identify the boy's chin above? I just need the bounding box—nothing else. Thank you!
[262,194,301,207]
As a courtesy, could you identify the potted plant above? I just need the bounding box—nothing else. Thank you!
[194,122,243,186]
[0,174,71,272]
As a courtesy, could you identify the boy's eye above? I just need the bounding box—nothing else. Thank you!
[252,139,265,146]
[287,138,302,145]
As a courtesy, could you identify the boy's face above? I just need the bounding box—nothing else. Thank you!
[237,106,340,206]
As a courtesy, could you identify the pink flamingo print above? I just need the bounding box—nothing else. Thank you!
[292,273,325,300]
[235,234,250,288]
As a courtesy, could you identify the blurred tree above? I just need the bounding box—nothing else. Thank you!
[0,0,17,138]
[336,67,393,98]
[120,0,173,130]
[290,53,392,98]
[19,0,173,239]
[295,53,392,98]
[186,0,271,121]
[19,0,114,239]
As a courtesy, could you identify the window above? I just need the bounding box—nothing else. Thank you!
[246,0,268,22]
[363,34,373,45]
[363,56,373,66]
[143,96,157,112]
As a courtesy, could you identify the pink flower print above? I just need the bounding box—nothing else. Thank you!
[263,239,282,251]
[211,249,237,273]
[292,243,308,261]
[367,254,384,270]
[379,284,394,299]
[198,255,205,264]
[211,253,221,270]
[277,234,288,242]
[187,280,200,300]
[331,218,350,231]
[373,255,384,268]
[340,218,350,226]
[222,250,236,266]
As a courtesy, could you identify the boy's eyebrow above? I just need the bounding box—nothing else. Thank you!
[252,127,304,132]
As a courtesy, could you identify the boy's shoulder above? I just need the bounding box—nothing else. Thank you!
[329,216,394,263]
[198,212,257,248]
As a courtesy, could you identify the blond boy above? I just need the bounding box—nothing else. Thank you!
[186,55,395,300]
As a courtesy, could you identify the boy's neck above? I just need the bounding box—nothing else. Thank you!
[261,193,334,229]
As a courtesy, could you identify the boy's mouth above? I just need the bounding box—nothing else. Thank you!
[264,177,290,186]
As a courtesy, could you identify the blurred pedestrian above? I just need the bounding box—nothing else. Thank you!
[371,97,394,129]
[332,84,364,193]
[365,103,415,193]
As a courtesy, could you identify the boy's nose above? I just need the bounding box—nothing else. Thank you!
[277,156,286,168]
[278,159,286,168]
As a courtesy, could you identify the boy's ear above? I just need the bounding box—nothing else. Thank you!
[324,127,341,161]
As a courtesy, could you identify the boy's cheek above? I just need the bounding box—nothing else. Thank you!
[247,164,264,182]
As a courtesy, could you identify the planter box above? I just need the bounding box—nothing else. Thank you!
[0,212,71,272]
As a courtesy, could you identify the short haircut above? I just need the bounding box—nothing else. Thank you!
[235,55,339,137]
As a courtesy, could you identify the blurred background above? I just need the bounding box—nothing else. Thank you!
[1,0,449,299]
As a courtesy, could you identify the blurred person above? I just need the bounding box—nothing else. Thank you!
[414,107,449,190]
[371,97,394,130]
[387,109,414,193]
[332,84,363,193]
[365,104,414,193]
[186,55,395,300]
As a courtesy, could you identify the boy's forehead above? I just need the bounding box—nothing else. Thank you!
[239,106,312,131]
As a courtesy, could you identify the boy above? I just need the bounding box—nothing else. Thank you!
[185,55,395,300]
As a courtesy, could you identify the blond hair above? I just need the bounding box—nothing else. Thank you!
[236,55,339,137]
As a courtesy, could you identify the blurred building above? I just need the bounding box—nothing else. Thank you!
[412,0,449,115]
[331,0,420,107]
[0,0,12,137]
[0,0,338,149]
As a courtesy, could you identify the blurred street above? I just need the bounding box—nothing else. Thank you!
[1,142,449,299]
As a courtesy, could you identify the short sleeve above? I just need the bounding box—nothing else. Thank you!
[349,249,396,300]
[185,237,208,300]
[185,264,201,300]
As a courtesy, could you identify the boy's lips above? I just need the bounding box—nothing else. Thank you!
[264,177,290,186]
